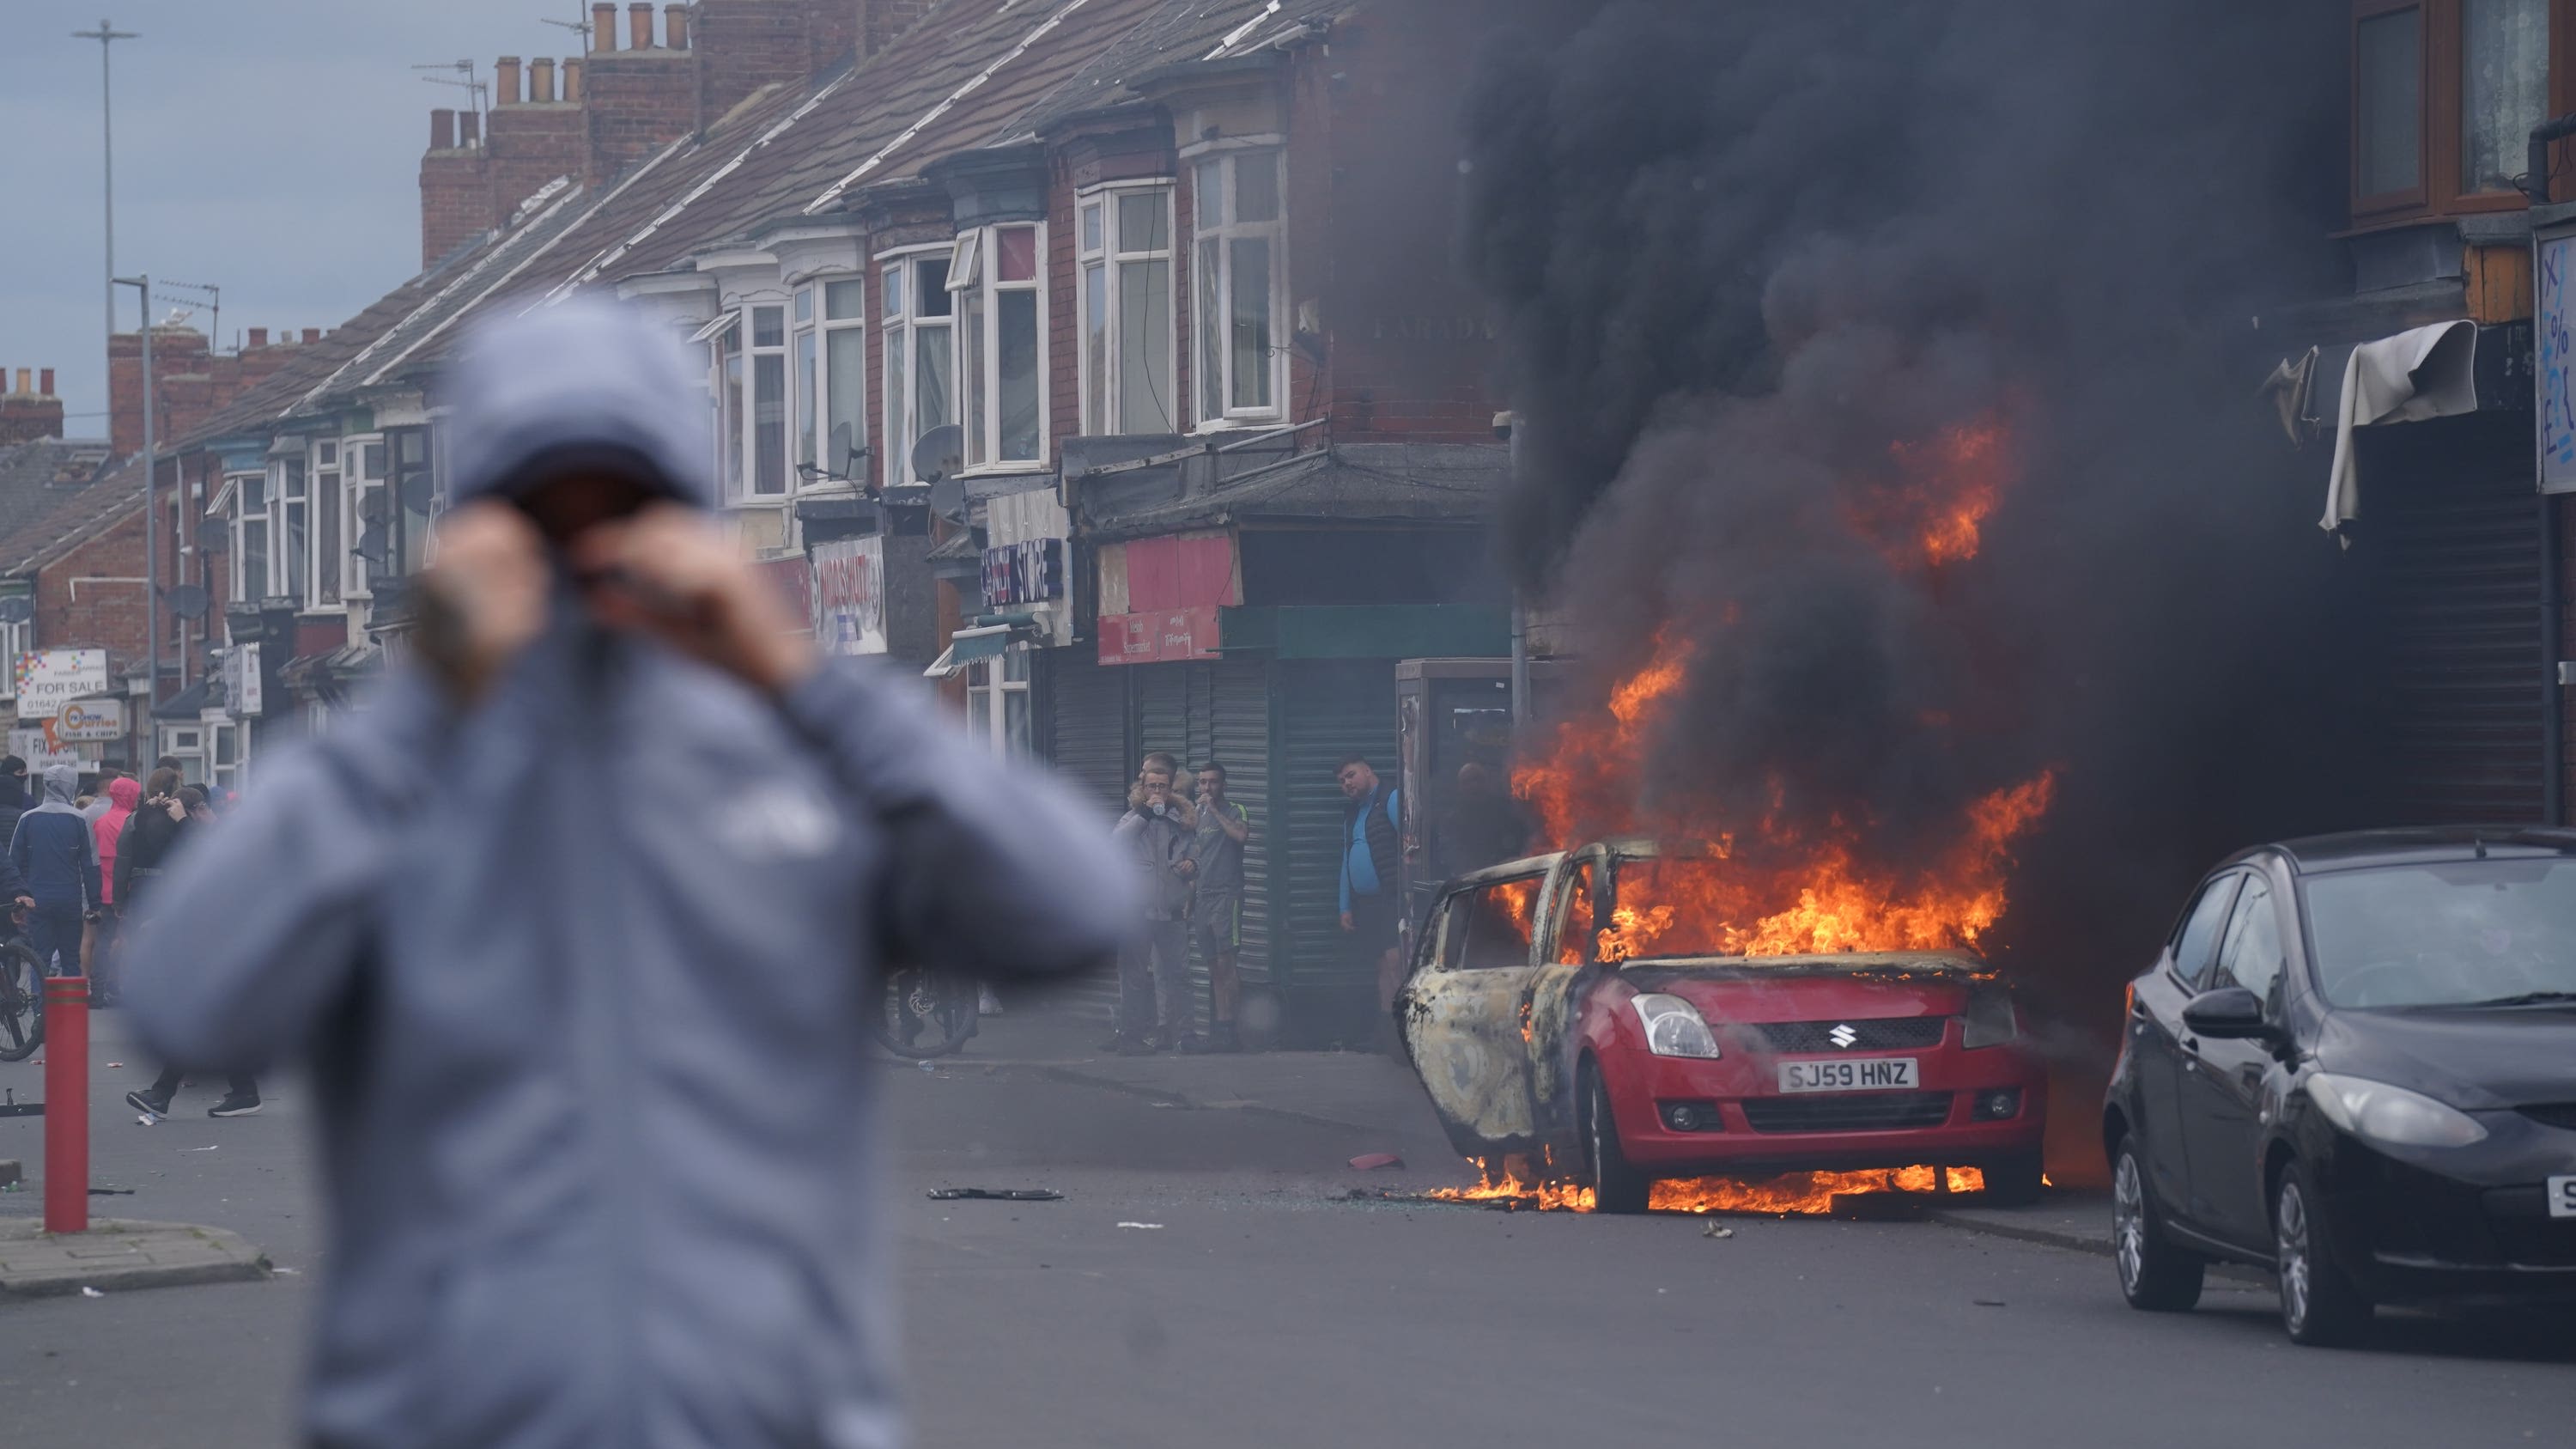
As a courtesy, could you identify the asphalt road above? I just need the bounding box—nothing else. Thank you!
[3,1014,2570,1449]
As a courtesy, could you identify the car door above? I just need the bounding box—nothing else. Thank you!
[2130,872,2239,1215]
[1395,869,1552,1147]
[1522,849,1609,1141]
[2178,869,2289,1250]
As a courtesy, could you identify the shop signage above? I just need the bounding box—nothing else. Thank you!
[224,642,264,716]
[1101,605,1221,665]
[54,699,125,743]
[2542,227,2576,493]
[14,648,108,722]
[7,728,79,772]
[811,536,887,656]
[981,537,1063,606]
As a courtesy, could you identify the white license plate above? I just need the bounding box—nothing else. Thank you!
[2550,1176,2576,1220]
[1777,1057,1919,1093]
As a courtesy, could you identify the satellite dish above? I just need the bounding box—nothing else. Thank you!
[828,423,857,477]
[0,598,30,624]
[357,490,390,527]
[354,527,391,568]
[196,518,228,553]
[927,476,968,524]
[398,472,437,513]
[908,423,963,485]
[166,584,210,621]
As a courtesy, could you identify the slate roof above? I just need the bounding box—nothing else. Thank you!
[0,447,141,577]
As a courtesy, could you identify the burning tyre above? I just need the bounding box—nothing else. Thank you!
[1395,839,2050,1212]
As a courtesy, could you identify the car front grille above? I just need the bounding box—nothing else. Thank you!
[1741,1091,1954,1134]
[1749,1017,1948,1052]
[2517,1103,2576,1130]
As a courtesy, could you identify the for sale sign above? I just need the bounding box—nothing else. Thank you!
[14,648,108,722]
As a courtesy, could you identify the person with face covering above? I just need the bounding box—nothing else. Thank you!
[87,774,141,1004]
[119,297,1136,1449]
[9,762,100,980]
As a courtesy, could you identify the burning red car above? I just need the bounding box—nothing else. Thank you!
[1396,840,2048,1212]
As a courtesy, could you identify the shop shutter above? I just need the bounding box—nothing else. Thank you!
[2369,437,2543,824]
[1273,659,1400,1045]
[1206,660,1273,990]
[1043,648,1129,817]
[1134,663,1190,771]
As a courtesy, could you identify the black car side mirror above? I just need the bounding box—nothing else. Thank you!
[2182,986,2281,1043]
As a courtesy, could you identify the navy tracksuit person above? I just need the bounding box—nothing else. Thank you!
[10,763,100,978]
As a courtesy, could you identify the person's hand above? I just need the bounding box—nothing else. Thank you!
[1176,859,1197,880]
[571,504,817,696]
[415,502,550,704]
[162,800,185,821]
[12,896,30,910]
[1340,911,1355,932]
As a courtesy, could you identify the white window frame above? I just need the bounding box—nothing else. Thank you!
[307,438,344,612]
[1187,143,1287,428]
[706,315,744,498]
[878,245,955,484]
[742,301,791,500]
[343,435,387,599]
[227,469,270,604]
[0,614,28,695]
[798,275,870,490]
[270,454,310,610]
[962,645,1033,757]
[948,222,1048,472]
[1078,182,1178,436]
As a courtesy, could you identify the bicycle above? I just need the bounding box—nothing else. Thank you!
[0,904,46,1062]
[871,966,979,1060]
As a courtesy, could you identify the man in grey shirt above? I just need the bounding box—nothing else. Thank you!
[1179,762,1251,1053]
[122,298,1134,1449]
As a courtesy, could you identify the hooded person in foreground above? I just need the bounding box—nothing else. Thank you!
[121,298,1138,1449]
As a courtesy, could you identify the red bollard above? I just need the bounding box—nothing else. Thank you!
[44,977,88,1234]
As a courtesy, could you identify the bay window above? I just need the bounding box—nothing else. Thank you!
[229,472,269,603]
[2352,0,2556,218]
[794,285,818,478]
[1079,186,1177,435]
[346,436,386,597]
[390,425,434,577]
[277,455,309,608]
[749,303,788,498]
[1192,149,1285,423]
[310,438,342,608]
[713,316,744,497]
[793,277,870,486]
[950,222,1046,470]
[881,248,954,482]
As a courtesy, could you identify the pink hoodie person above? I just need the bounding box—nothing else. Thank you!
[94,776,140,905]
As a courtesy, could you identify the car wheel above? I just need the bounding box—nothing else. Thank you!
[2275,1160,2372,1346]
[2112,1139,2204,1312]
[1980,1150,2045,1208]
[1580,1061,1650,1215]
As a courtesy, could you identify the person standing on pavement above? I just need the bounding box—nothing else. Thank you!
[121,297,1134,1449]
[1336,754,1403,1011]
[121,773,261,1117]
[1176,763,1250,1053]
[88,774,140,1005]
[1109,758,1196,1054]
[9,762,100,979]
[0,756,34,848]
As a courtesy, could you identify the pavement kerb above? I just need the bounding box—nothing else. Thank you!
[1928,1207,2110,1257]
[1026,1062,1389,1136]
[0,1216,271,1300]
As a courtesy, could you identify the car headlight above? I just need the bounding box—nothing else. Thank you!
[1631,994,1721,1059]
[1961,983,2020,1049]
[2305,1073,2487,1149]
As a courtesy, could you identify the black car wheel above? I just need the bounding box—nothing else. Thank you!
[2275,1160,2372,1346]
[2112,1139,2204,1312]
[1580,1061,1650,1215]
[1980,1150,2045,1208]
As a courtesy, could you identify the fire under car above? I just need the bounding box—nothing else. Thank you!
[1394,840,2049,1211]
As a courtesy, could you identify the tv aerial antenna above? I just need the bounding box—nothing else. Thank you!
[413,59,489,129]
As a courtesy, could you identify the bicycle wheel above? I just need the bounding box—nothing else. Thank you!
[872,967,980,1060]
[0,942,44,1062]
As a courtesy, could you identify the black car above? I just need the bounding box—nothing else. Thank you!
[2105,828,2576,1344]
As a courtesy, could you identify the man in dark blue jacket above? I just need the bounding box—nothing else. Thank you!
[9,762,100,977]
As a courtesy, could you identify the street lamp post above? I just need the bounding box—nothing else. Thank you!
[113,276,156,713]
[73,20,139,385]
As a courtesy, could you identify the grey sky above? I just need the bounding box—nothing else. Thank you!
[0,2,593,433]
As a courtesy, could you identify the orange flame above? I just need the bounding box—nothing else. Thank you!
[1429,1160,1986,1215]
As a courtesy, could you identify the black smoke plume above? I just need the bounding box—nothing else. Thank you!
[1459,2,2379,1049]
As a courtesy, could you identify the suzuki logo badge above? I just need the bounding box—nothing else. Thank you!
[1827,1023,1859,1049]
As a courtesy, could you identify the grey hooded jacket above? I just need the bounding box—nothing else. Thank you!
[123,299,1137,1449]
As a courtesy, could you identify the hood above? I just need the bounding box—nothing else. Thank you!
[41,763,76,807]
[106,776,140,813]
[2314,1005,2576,1111]
[440,296,712,509]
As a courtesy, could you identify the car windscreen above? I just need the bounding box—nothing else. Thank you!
[2302,858,2576,1008]
[1604,854,1747,959]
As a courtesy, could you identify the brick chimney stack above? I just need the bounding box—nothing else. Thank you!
[0,365,65,445]
[421,85,495,267]
[530,57,556,104]
[564,58,585,102]
[665,4,690,50]
[593,2,619,51]
[695,2,863,125]
[584,4,695,184]
[459,110,481,146]
[630,3,655,51]
[246,328,268,349]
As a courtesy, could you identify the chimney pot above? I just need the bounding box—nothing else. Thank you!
[631,3,656,51]
[247,328,269,349]
[529,57,556,104]
[12,370,27,397]
[39,368,53,398]
[459,110,481,147]
[663,3,688,51]
[430,107,456,149]
[495,56,522,105]
[302,328,321,344]
[592,3,618,51]
[563,58,583,103]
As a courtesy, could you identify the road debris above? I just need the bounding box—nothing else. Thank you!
[1702,1222,1735,1239]
[182,1144,218,1152]
[79,1286,104,1299]
[1115,1221,1164,1230]
[1347,1153,1404,1172]
[927,1188,1063,1202]
[1972,1298,2007,1307]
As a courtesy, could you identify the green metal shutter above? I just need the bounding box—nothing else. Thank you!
[1043,648,1130,817]
[1273,659,1399,1046]
[1134,663,1190,772]
[1206,659,1273,991]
